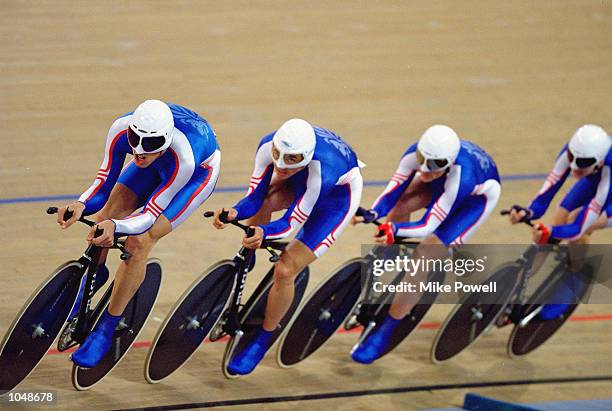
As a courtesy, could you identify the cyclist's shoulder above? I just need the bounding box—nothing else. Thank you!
[107,114,131,141]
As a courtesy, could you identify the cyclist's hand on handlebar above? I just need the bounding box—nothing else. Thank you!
[242,226,264,249]
[57,201,85,229]
[531,222,552,245]
[212,208,238,229]
[87,219,116,247]
[351,208,378,225]
[508,205,533,225]
[375,222,395,245]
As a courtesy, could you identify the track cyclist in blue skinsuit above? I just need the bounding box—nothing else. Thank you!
[56,100,221,368]
[351,125,501,364]
[212,119,364,375]
[508,124,611,320]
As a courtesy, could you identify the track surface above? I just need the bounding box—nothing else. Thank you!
[1,1,611,409]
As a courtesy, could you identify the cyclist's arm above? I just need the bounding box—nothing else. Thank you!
[528,146,571,219]
[78,118,130,215]
[233,141,274,220]
[260,160,328,240]
[113,148,195,235]
[371,150,418,218]
[550,166,610,240]
[394,166,468,238]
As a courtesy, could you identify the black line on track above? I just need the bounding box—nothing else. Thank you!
[116,375,612,410]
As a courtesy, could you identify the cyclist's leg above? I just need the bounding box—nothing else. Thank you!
[386,175,433,222]
[229,171,363,374]
[265,171,363,330]
[72,156,219,367]
[109,151,221,316]
[68,165,158,320]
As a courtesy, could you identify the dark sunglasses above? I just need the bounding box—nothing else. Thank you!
[127,127,166,153]
[416,150,449,171]
[567,150,597,169]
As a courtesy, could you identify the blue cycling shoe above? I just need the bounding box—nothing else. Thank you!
[71,310,122,368]
[538,304,570,320]
[227,328,273,375]
[538,270,585,320]
[351,315,400,364]
[69,264,110,320]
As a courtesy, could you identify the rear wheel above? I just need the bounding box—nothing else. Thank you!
[431,263,521,363]
[223,266,310,378]
[508,264,589,357]
[144,260,235,383]
[277,258,364,368]
[72,259,163,390]
[0,261,82,394]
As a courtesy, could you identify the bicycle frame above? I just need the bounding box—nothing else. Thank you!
[46,207,131,347]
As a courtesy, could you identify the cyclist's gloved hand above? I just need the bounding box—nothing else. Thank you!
[532,222,552,245]
[509,204,533,224]
[375,222,396,245]
[352,208,378,226]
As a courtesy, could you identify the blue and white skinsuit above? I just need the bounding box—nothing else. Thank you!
[371,140,501,245]
[233,126,364,257]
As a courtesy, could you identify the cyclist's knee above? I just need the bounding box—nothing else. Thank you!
[125,234,155,259]
[273,259,297,284]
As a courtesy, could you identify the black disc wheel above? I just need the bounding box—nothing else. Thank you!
[431,263,521,363]
[145,260,235,383]
[72,259,162,390]
[0,261,82,394]
[276,258,364,368]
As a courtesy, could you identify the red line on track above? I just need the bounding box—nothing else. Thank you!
[45,313,612,356]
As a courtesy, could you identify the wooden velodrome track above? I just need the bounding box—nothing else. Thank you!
[1,1,611,409]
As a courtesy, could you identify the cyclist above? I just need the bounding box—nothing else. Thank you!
[508,124,610,319]
[57,100,221,368]
[351,125,501,364]
[212,118,363,375]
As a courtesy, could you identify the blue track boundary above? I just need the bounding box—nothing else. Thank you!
[0,173,546,206]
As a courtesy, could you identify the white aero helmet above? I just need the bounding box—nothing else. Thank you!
[127,100,174,154]
[271,118,316,169]
[567,124,610,170]
[416,125,461,172]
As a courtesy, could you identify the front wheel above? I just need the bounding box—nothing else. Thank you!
[0,261,82,394]
[144,260,235,383]
[72,259,162,391]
